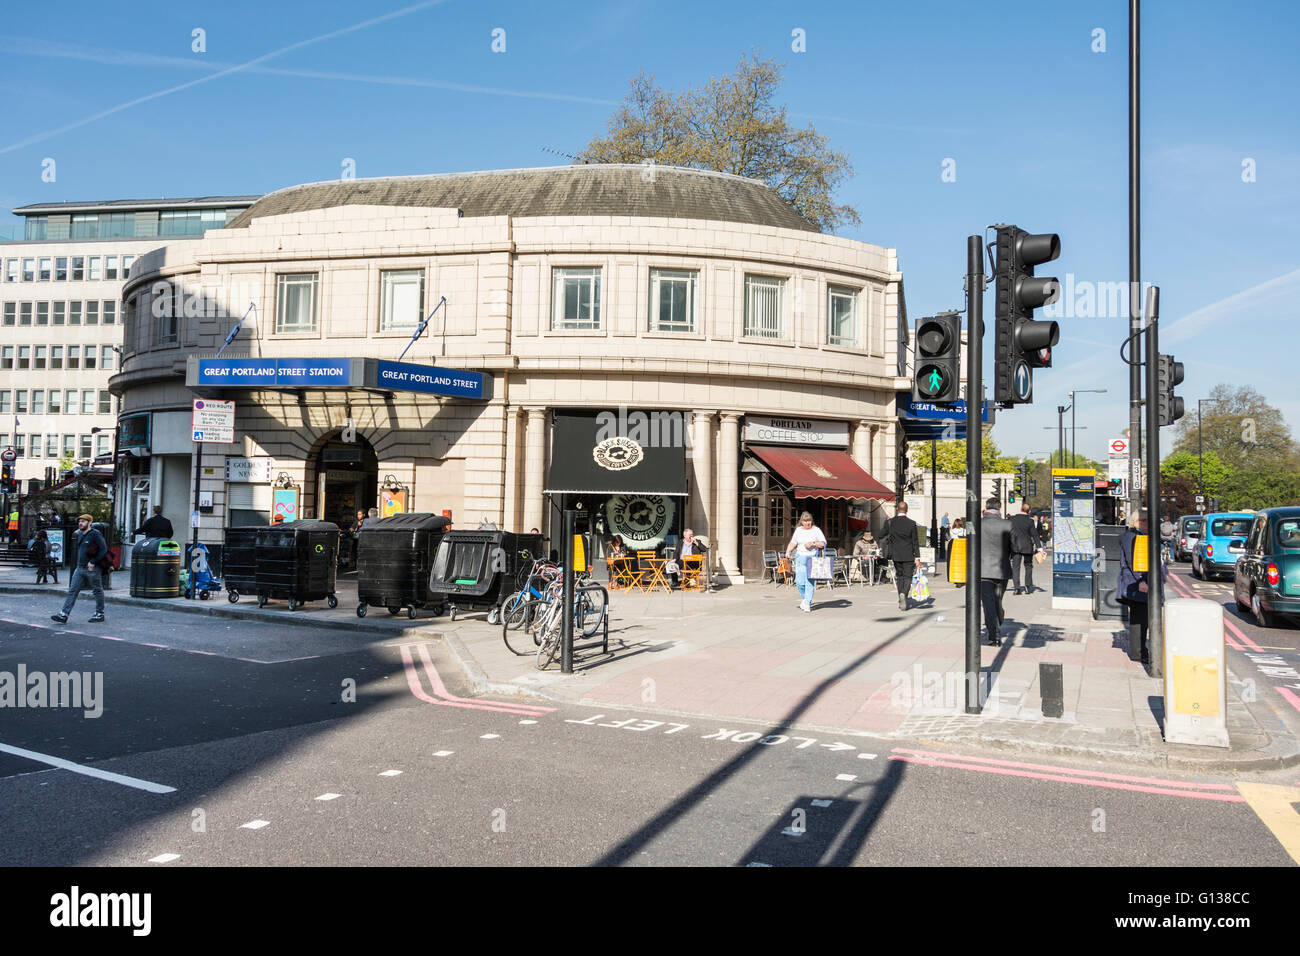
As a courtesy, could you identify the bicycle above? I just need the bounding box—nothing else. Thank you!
[534,579,609,670]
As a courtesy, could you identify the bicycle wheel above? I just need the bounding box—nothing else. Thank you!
[536,614,562,670]
[575,587,607,638]
[503,600,539,656]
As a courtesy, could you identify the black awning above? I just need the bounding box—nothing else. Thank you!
[544,411,688,496]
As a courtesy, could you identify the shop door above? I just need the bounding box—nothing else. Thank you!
[740,492,766,577]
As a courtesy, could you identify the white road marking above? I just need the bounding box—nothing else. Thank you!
[781,827,804,836]
[858,753,879,760]
[810,799,834,808]
[746,862,773,867]
[433,750,455,757]
[0,742,176,793]
[240,820,270,830]
[836,774,857,782]
[379,770,402,777]
[480,734,500,739]
[518,719,538,725]
[315,793,341,801]
[148,853,180,864]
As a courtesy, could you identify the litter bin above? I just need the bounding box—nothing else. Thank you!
[254,520,340,611]
[427,531,545,622]
[356,513,451,619]
[222,526,264,603]
[129,538,182,598]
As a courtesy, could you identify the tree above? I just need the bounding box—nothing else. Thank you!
[57,451,76,475]
[1217,464,1300,511]
[1160,449,1232,497]
[1171,384,1299,474]
[582,53,860,233]
[909,436,1019,476]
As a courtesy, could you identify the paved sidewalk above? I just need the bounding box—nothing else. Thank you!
[3,563,1293,771]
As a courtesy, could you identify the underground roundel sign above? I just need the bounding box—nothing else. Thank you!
[592,436,644,471]
[606,494,675,550]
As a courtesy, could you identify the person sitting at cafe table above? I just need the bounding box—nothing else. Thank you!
[668,528,711,590]
[851,531,875,582]
[607,537,627,559]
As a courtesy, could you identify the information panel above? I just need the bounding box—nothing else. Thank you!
[1052,468,1096,609]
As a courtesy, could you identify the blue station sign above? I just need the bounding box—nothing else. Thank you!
[188,356,487,400]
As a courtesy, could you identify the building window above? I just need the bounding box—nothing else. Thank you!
[276,273,319,333]
[102,300,116,324]
[55,257,68,281]
[85,347,97,370]
[63,435,75,457]
[101,346,115,369]
[67,346,80,369]
[0,347,11,370]
[17,347,30,370]
[741,495,760,538]
[86,300,99,326]
[105,256,118,280]
[48,389,61,413]
[827,286,858,347]
[68,301,80,325]
[14,435,24,457]
[39,258,51,281]
[30,434,41,458]
[52,301,64,325]
[50,347,63,370]
[96,434,111,457]
[64,390,76,414]
[0,392,9,413]
[2,303,12,326]
[21,258,35,282]
[19,302,31,325]
[36,302,48,325]
[33,346,46,371]
[71,256,85,280]
[648,268,698,333]
[379,268,425,330]
[88,256,101,280]
[98,390,112,414]
[24,216,47,241]
[80,435,92,460]
[46,435,58,457]
[15,390,28,413]
[122,255,135,276]
[82,389,95,414]
[4,259,16,282]
[743,275,784,338]
[552,267,601,330]
[768,495,788,539]
[824,504,844,542]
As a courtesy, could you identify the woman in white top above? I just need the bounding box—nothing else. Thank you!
[786,511,827,612]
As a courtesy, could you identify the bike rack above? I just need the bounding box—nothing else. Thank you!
[570,582,610,657]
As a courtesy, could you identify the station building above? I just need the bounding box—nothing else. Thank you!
[109,165,911,581]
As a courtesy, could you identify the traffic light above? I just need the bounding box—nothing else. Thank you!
[912,311,961,403]
[994,225,1062,405]
[1,459,14,495]
[993,477,1003,499]
[1157,353,1185,426]
[1011,462,1029,502]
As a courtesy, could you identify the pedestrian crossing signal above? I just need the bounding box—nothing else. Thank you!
[912,312,961,404]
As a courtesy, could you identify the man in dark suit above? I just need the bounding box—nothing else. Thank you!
[980,498,1014,646]
[883,501,924,611]
[140,506,174,540]
[1009,502,1043,594]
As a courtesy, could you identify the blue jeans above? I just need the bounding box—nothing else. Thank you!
[61,567,105,616]
[794,556,815,604]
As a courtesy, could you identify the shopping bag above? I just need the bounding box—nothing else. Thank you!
[808,554,833,581]
[909,571,930,600]
[1033,550,1047,565]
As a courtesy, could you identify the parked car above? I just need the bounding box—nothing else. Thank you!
[1233,507,1300,628]
[1173,514,1203,562]
[1191,512,1255,580]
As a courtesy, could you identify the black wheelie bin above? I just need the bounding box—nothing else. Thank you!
[253,520,341,611]
[356,513,452,619]
[129,538,182,598]
[222,525,264,603]
[427,531,545,622]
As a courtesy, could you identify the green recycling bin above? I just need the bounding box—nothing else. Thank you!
[130,538,182,598]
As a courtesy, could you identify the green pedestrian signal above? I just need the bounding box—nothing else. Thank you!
[912,312,961,403]
[927,368,943,393]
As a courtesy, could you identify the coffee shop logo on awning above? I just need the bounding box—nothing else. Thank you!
[593,436,644,471]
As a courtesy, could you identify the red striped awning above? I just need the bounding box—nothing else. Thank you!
[748,446,894,501]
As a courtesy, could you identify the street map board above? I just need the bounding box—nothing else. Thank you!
[1052,468,1096,607]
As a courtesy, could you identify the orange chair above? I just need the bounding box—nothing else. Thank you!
[680,554,703,590]
[634,550,658,592]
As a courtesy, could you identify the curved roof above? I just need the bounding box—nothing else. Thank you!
[225,165,816,233]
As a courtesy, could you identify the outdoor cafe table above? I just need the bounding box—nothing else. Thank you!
[641,558,673,593]
[608,556,637,590]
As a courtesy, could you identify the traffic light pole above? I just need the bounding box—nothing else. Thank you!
[1128,0,1144,527]
[930,440,938,552]
[964,235,983,715]
[1144,287,1163,677]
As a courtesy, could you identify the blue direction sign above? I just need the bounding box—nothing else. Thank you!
[374,360,485,399]
[1013,362,1032,402]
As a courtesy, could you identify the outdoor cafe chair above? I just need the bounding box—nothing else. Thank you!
[634,550,659,593]
[680,554,703,590]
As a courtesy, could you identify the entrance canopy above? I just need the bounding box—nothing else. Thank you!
[544,411,687,496]
[749,446,893,501]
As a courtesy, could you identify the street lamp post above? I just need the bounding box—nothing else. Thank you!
[1044,426,1086,468]
[1069,388,1108,466]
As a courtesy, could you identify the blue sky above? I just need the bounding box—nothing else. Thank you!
[2,0,1295,462]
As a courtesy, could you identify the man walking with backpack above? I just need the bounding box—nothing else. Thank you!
[51,514,108,624]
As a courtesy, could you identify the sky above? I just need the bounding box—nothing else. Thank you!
[1,0,1295,463]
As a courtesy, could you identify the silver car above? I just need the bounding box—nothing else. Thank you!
[1174,514,1204,562]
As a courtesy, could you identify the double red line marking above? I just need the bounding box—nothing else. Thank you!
[1164,571,1262,651]
[398,642,554,717]
[889,748,1245,801]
